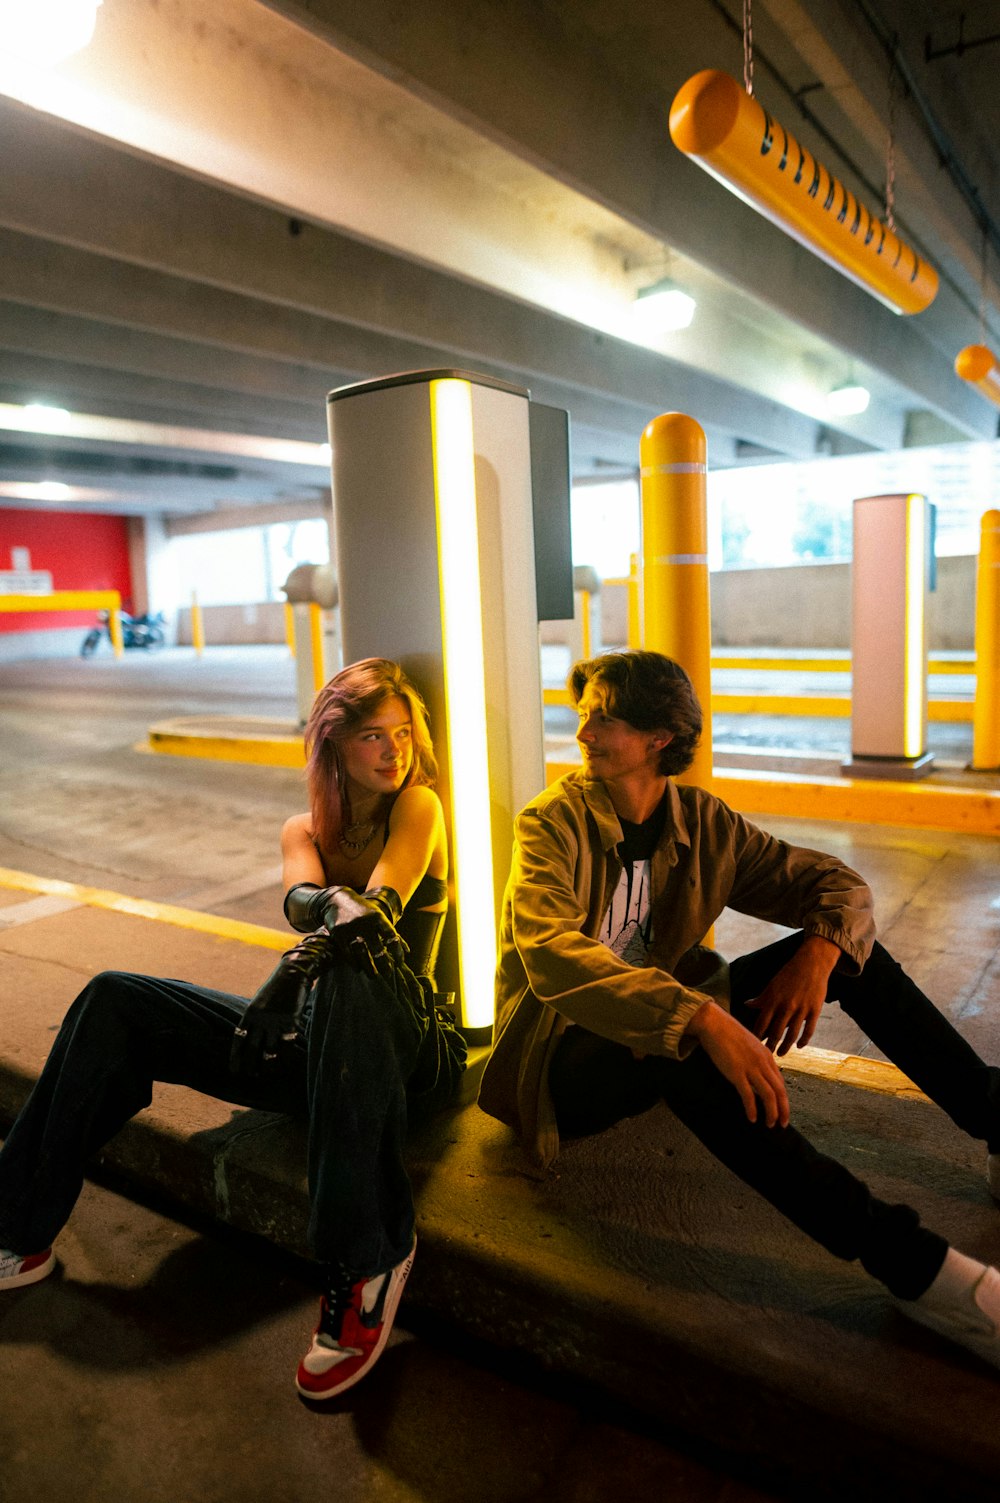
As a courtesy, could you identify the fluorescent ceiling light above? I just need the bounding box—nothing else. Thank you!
[1,0,103,67]
[0,479,119,503]
[0,404,329,467]
[827,384,870,417]
[634,282,697,333]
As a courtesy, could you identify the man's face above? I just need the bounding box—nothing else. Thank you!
[575,683,670,783]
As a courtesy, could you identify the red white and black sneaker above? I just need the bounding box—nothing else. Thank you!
[0,1247,55,1289]
[295,1237,416,1401]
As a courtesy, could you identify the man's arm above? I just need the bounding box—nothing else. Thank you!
[684,1000,790,1127]
[719,799,876,974]
[743,933,843,1055]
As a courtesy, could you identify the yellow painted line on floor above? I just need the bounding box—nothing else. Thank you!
[712,692,849,718]
[147,730,305,768]
[548,687,972,719]
[544,761,1000,835]
[710,693,972,722]
[712,655,852,674]
[714,768,1000,835]
[0,866,290,951]
[711,654,972,675]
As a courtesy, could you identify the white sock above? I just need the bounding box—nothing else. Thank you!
[915,1247,995,1323]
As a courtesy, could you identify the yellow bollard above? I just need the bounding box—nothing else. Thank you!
[284,601,296,657]
[191,591,205,657]
[627,552,642,649]
[973,509,1000,769]
[309,601,326,693]
[108,597,124,659]
[639,413,712,790]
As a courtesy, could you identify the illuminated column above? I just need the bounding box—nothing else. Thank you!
[973,509,1000,771]
[847,493,933,779]
[639,413,712,789]
[328,371,547,1031]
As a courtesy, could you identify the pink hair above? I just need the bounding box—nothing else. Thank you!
[304,658,437,867]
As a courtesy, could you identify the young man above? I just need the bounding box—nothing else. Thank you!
[479,649,1000,1368]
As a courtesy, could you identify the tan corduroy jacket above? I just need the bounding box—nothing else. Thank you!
[478,771,876,1168]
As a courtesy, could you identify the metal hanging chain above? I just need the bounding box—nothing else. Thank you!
[743,0,754,96]
[885,54,898,231]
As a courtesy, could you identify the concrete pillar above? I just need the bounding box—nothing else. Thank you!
[127,513,178,641]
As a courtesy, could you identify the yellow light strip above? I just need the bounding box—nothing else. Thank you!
[429,379,496,1029]
[669,71,938,316]
[903,494,926,758]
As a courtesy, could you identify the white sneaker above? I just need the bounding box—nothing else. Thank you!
[0,1247,55,1290]
[295,1237,416,1401]
[898,1248,1000,1370]
[987,1152,1000,1206]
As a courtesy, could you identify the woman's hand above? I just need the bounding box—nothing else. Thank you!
[685,1001,790,1128]
[230,932,330,1077]
[744,935,841,1056]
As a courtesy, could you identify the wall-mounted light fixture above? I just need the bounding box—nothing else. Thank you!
[634,280,697,332]
[827,383,871,417]
[955,344,1000,408]
[3,0,103,66]
[669,70,938,317]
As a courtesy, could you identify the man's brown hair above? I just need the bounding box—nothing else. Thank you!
[569,649,702,777]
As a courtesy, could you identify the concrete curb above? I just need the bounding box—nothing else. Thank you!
[4,1048,1000,1500]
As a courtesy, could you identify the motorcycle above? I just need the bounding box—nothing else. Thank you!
[80,609,167,657]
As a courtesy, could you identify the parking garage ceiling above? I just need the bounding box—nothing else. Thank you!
[1,0,999,521]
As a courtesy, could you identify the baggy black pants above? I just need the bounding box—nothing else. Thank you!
[0,956,465,1277]
[548,934,1000,1299]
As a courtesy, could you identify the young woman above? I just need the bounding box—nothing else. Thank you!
[0,658,466,1401]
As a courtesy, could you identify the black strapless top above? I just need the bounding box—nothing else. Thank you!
[408,873,448,909]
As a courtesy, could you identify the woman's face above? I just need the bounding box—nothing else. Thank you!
[339,694,414,800]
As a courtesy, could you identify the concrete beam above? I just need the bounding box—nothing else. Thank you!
[260,0,992,437]
[0,115,828,459]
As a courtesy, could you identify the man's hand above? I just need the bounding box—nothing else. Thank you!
[744,935,841,1056]
[685,1001,790,1128]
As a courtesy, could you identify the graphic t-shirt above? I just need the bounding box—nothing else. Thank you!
[600,795,668,968]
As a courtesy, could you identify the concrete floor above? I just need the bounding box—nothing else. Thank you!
[3,1170,789,1503]
[3,646,1000,1500]
[4,647,995,1059]
[0,646,795,1503]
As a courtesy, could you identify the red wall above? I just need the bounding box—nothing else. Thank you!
[0,510,134,633]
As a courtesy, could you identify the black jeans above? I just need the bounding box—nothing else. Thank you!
[0,957,465,1277]
[548,934,1000,1300]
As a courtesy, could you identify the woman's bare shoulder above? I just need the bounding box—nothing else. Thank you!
[281,812,314,848]
[389,785,443,823]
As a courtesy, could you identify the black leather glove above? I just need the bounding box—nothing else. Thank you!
[283,883,405,975]
[230,930,332,1077]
